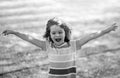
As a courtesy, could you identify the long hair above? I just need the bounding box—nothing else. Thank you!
[43,17,71,43]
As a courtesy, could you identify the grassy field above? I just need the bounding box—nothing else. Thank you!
[0,0,120,78]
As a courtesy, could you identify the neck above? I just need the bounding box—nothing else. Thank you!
[52,42,69,48]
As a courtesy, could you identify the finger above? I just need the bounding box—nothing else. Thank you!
[112,23,116,26]
[3,33,6,35]
[113,26,118,31]
[2,31,7,35]
[0,33,3,36]
[115,26,118,29]
[2,30,7,33]
[4,33,8,36]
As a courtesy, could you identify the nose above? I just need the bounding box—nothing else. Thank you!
[55,33,60,36]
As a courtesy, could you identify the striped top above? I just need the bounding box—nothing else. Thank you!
[46,41,77,78]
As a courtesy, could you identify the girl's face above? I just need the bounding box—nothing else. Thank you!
[50,25,65,46]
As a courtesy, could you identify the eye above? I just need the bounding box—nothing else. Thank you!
[52,32,56,35]
[59,31,63,34]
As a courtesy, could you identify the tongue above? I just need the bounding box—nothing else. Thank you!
[55,38,61,42]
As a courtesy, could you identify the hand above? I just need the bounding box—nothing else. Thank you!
[110,23,118,31]
[2,30,14,36]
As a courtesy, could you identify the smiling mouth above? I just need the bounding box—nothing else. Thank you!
[55,38,62,42]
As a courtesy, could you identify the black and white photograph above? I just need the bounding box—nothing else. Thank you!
[0,0,120,78]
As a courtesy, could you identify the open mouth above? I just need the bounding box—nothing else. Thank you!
[55,38,62,42]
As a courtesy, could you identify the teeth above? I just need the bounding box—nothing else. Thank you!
[55,38,61,42]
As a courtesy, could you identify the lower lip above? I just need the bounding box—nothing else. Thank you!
[56,40,61,42]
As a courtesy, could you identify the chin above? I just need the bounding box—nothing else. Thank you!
[54,42,62,45]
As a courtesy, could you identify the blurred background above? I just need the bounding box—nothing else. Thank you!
[0,0,120,78]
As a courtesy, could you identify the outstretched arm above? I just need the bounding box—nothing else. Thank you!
[76,23,118,50]
[2,30,46,51]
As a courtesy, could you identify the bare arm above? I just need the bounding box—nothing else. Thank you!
[76,23,118,50]
[2,30,46,51]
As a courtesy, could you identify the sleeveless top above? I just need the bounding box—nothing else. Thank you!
[46,41,77,78]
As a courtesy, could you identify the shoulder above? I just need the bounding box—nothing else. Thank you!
[70,40,76,45]
[69,40,77,48]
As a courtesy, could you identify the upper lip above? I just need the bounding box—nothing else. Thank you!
[55,37,61,39]
[55,38,62,41]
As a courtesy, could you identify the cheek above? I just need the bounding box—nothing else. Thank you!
[49,35,54,42]
[50,34,53,38]
[50,35,55,41]
[50,33,53,38]
[63,33,66,38]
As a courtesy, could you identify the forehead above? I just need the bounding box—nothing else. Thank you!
[50,25,64,32]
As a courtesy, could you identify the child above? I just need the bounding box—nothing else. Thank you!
[2,17,118,78]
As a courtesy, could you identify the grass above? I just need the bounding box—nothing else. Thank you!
[0,42,120,78]
[0,0,120,78]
